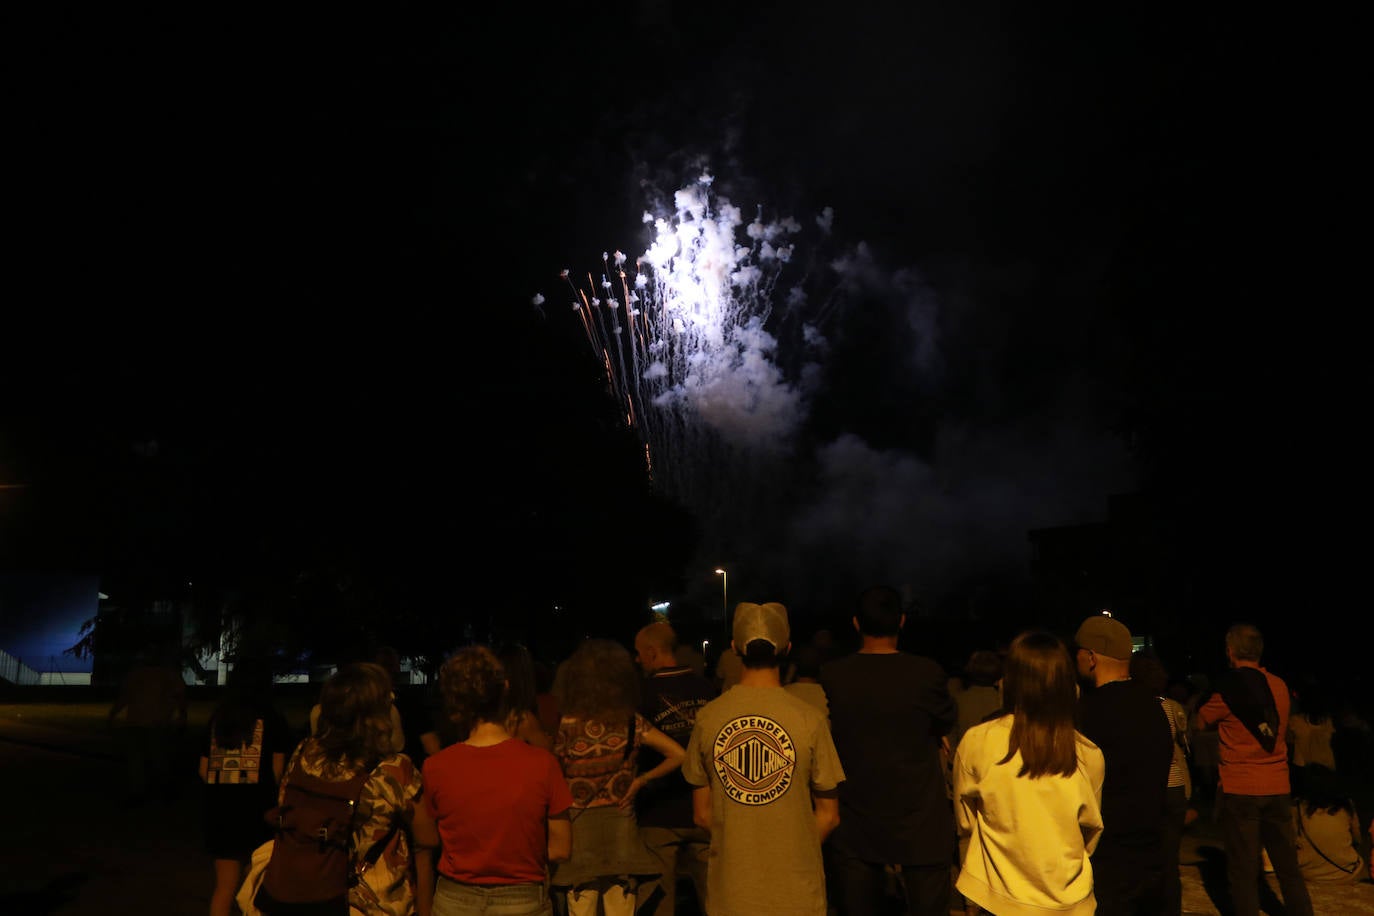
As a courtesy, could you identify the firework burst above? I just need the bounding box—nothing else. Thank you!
[548,172,842,529]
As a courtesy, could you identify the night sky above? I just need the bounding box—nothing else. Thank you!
[2,6,1358,680]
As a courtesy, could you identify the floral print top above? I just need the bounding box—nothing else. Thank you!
[280,739,422,916]
[554,712,648,809]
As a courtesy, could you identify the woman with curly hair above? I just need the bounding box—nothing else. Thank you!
[550,638,686,916]
[256,662,439,916]
[952,630,1105,916]
[422,645,573,915]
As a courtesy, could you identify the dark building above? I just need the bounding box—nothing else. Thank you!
[1028,492,1197,667]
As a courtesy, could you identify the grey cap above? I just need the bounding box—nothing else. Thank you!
[733,602,790,652]
[1074,614,1133,661]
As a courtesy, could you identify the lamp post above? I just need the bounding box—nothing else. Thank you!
[714,568,728,639]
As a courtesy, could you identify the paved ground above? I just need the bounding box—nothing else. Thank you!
[1,698,1371,915]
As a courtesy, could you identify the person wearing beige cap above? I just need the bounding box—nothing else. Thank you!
[1073,612,1174,915]
[681,601,846,916]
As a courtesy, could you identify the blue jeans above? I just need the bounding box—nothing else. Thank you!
[433,877,553,916]
[1219,792,1312,916]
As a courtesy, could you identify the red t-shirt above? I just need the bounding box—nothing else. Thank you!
[424,739,572,885]
[1197,665,1292,796]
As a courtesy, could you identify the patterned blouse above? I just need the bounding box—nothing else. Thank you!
[554,712,648,809]
[280,740,423,916]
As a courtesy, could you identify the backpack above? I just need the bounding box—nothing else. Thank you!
[256,754,384,910]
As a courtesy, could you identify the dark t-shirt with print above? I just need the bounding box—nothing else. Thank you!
[201,703,295,857]
[637,666,717,828]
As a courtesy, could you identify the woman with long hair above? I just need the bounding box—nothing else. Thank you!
[199,658,294,916]
[1288,676,1336,796]
[497,642,554,751]
[422,645,573,915]
[550,638,686,916]
[952,630,1105,916]
[1293,763,1365,884]
[256,662,439,916]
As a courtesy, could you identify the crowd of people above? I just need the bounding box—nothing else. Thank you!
[171,594,1374,916]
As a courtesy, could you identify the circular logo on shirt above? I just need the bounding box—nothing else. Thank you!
[712,714,797,806]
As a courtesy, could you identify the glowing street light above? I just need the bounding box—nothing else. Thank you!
[714,568,728,636]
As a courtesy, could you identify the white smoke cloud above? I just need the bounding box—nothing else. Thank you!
[551,165,1140,617]
[776,417,1138,611]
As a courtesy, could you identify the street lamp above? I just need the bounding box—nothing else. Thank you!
[714,568,728,638]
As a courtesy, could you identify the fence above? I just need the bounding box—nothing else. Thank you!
[0,647,93,685]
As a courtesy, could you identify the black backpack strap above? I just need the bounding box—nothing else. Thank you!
[358,823,399,869]
[1297,804,1359,875]
[348,758,401,895]
[349,757,391,868]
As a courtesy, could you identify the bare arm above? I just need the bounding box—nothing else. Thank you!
[812,791,840,843]
[692,786,712,832]
[620,722,686,809]
[198,756,209,783]
[413,847,435,916]
[271,752,285,785]
[410,793,441,916]
[547,813,572,863]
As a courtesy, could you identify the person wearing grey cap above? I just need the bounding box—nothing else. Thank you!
[1073,612,1173,915]
[682,601,846,916]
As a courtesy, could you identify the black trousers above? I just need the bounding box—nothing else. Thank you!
[835,853,950,916]
[1091,845,1164,916]
[1219,792,1313,916]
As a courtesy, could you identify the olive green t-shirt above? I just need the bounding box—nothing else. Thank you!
[683,684,845,916]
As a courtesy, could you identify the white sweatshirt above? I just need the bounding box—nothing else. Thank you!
[954,714,1105,916]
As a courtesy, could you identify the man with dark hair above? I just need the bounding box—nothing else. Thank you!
[1196,623,1313,916]
[633,621,718,915]
[1073,613,1174,915]
[819,586,957,916]
[683,602,845,916]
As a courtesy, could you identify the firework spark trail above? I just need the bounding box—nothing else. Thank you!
[542,169,1143,614]
[551,172,842,527]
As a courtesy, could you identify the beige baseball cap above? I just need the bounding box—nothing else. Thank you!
[732,601,790,652]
